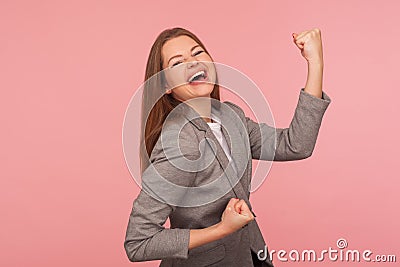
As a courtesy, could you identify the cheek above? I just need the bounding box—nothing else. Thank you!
[164,68,186,88]
[171,85,190,100]
[174,86,188,94]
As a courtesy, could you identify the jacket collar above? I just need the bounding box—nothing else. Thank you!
[175,99,221,131]
[175,100,252,206]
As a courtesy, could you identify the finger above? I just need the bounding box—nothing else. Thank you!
[234,199,246,213]
[240,206,254,219]
[234,200,255,220]
[227,198,240,211]
[236,200,252,216]
[295,34,308,48]
[293,38,304,50]
[292,33,304,49]
[294,30,309,40]
[293,30,309,49]
[241,203,254,219]
[239,208,252,218]
[297,28,323,44]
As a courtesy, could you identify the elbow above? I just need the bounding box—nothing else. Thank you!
[124,240,146,262]
[124,244,139,262]
[294,137,317,160]
[272,146,315,161]
[300,148,313,159]
[296,144,315,159]
[286,145,315,160]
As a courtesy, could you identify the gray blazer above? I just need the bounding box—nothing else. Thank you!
[124,88,331,266]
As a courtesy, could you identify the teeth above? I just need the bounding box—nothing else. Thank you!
[188,70,205,82]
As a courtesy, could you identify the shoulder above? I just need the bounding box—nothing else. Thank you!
[161,113,200,142]
[150,115,201,160]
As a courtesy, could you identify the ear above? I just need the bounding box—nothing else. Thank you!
[164,82,172,94]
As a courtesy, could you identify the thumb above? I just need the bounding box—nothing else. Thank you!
[292,32,304,50]
[237,200,252,217]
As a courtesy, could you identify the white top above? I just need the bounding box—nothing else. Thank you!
[207,114,238,174]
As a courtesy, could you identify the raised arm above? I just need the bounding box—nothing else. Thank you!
[247,28,330,161]
[244,88,331,161]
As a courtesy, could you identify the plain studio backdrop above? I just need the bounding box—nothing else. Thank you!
[1,0,399,266]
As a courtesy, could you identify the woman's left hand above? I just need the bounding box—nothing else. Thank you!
[292,28,323,64]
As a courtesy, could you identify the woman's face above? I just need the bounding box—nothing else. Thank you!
[161,35,216,102]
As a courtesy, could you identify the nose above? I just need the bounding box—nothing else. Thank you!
[186,56,199,68]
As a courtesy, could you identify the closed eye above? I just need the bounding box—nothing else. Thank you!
[170,50,204,68]
[193,50,204,56]
[171,61,183,68]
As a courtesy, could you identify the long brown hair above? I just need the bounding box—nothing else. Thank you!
[140,27,220,173]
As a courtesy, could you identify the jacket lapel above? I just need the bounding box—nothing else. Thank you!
[180,100,253,209]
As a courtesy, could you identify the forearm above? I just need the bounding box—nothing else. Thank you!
[304,60,323,99]
[188,222,228,250]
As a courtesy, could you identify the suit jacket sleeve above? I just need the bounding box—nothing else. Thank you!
[124,190,191,262]
[235,88,331,161]
[124,123,200,262]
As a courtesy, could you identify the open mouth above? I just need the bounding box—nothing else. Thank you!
[188,70,208,85]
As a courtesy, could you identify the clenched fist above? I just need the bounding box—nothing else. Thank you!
[292,28,323,65]
[219,198,255,235]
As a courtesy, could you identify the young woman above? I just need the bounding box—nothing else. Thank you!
[124,27,331,266]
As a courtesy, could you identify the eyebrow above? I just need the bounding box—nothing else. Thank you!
[167,45,202,65]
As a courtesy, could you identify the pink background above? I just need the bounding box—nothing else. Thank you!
[1,0,399,266]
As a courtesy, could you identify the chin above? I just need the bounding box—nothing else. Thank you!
[188,84,214,97]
